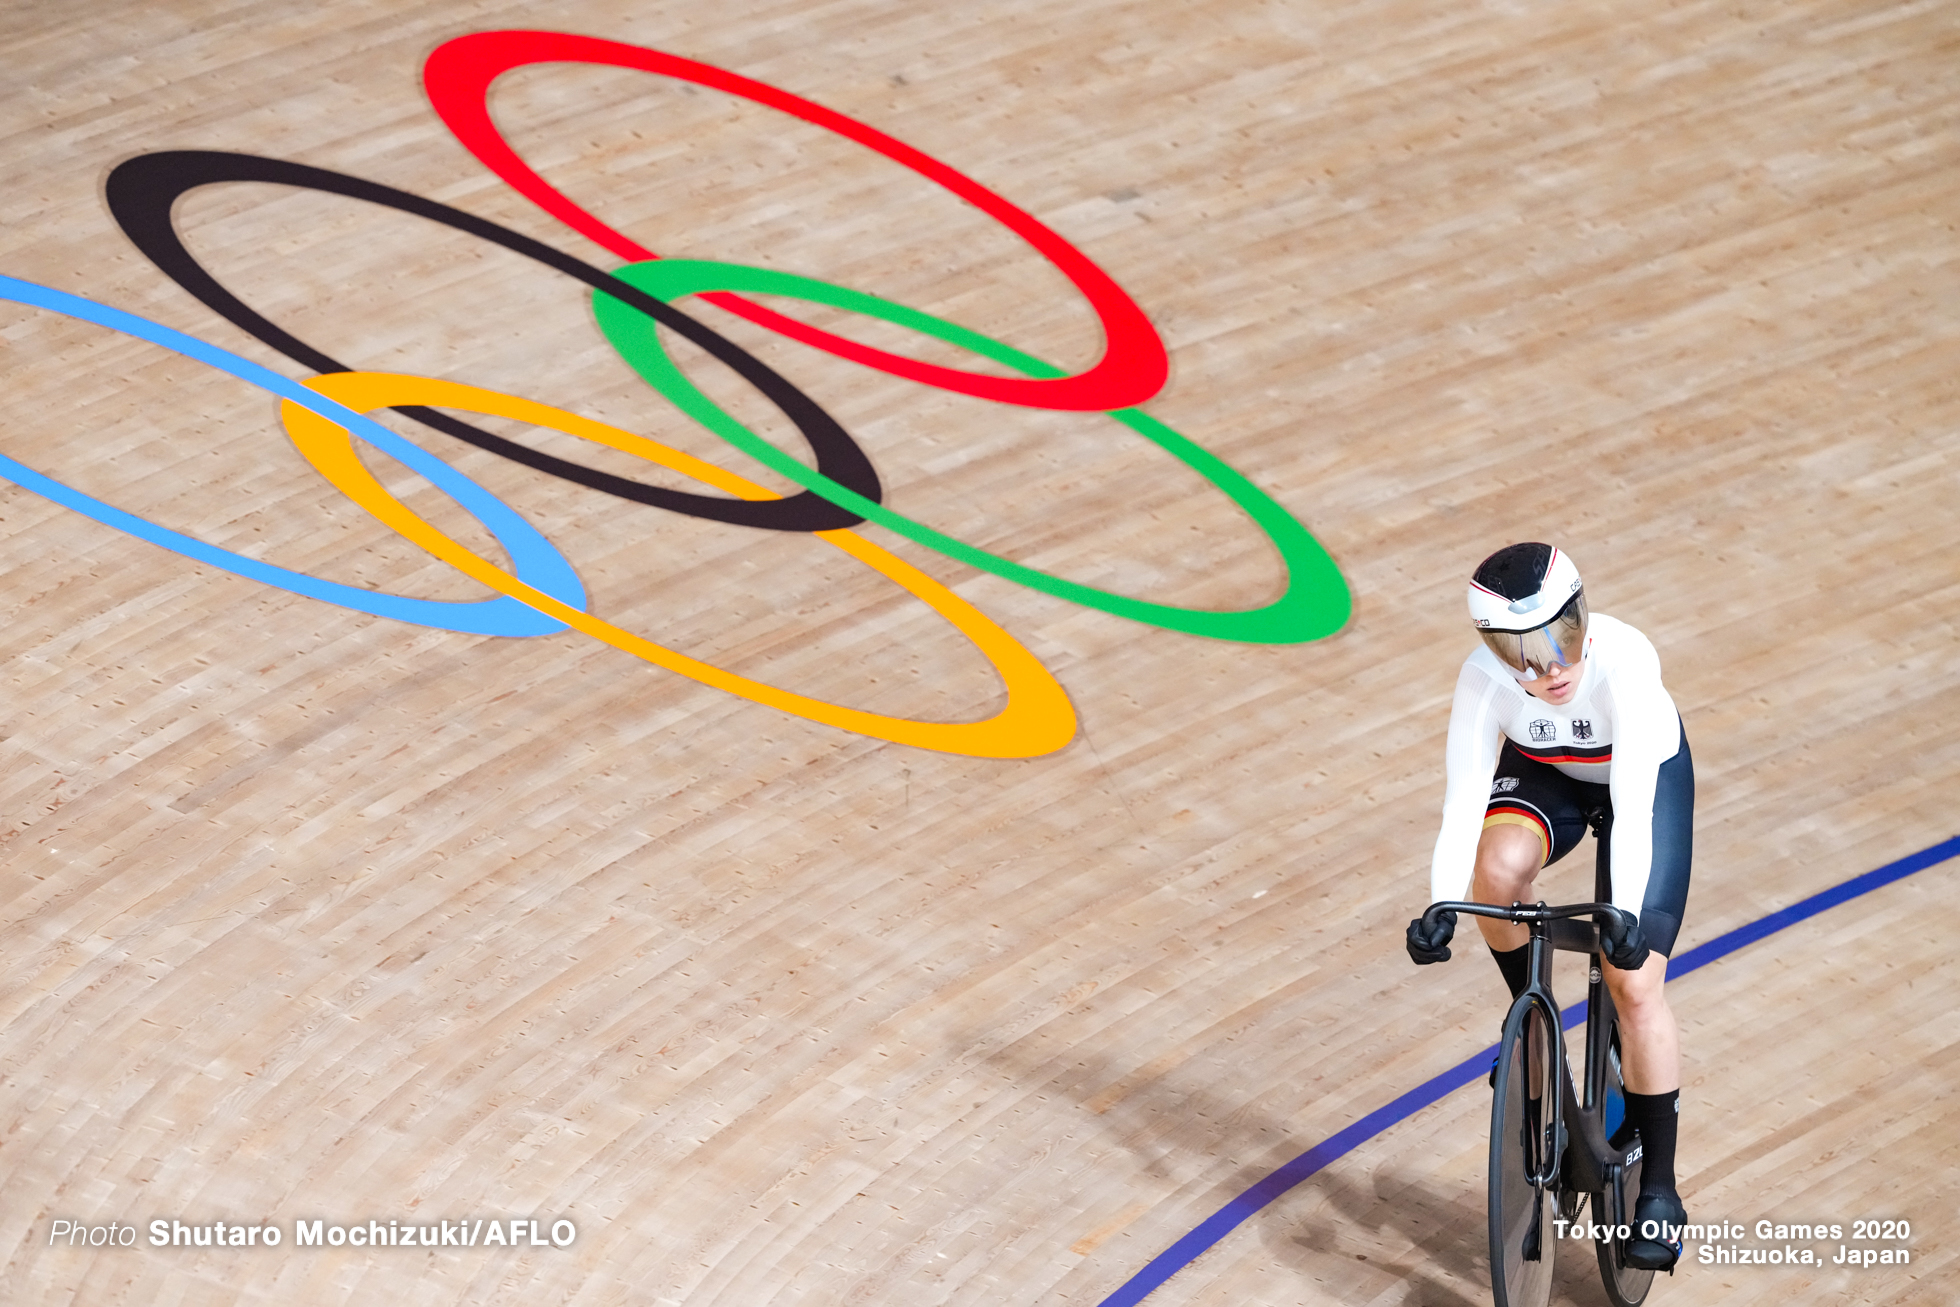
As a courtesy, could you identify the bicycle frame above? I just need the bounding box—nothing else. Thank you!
[1421,811,1657,1305]
[1434,898,1620,1181]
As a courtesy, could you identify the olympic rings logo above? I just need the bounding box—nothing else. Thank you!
[1,30,1349,759]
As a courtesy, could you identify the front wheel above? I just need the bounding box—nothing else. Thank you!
[1595,1019,1656,1307]
[1490,996,1560,1307]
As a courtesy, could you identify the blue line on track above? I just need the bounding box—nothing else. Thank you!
[1094,833,1960,1307]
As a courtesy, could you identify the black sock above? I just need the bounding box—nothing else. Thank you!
[1623,1089,1680,1200]
[1491,943,1530,1000]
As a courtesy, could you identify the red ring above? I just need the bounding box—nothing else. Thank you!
[424,31,1167,412]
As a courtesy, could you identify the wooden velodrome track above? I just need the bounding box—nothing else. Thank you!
[2,0,1955,1302]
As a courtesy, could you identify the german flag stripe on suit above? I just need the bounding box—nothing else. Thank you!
[1513,742,1613,766]
[1482,800,1552,864]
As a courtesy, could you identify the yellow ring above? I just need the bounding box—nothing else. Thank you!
[279,372,1076,758]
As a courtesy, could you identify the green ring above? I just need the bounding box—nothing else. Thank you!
[593,259,1350,643]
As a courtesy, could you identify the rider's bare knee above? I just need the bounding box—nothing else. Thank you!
[1605,958,1668,1016]
[1473,825,1543,903]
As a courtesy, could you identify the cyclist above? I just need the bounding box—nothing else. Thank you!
[1406,543,1693,1271]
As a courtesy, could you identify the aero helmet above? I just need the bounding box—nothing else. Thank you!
[1466,543,1587,678]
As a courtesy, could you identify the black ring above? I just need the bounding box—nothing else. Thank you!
[105,150,881,532]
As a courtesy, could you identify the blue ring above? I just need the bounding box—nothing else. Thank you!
[0,276,582,636]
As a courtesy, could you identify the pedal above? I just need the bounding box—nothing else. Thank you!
[1523,1198,1544,1262]
[1625,1192,1687,1272]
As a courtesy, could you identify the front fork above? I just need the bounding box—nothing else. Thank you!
[1522,931,1569,1192]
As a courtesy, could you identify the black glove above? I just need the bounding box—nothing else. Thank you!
[1406,909,1457,965]
[1599,909,1650,972]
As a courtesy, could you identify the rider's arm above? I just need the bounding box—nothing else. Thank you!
[1430,660,1508,904]
[1603,629,1682,919]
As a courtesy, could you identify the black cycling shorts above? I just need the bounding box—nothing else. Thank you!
[1481,730,1694,955]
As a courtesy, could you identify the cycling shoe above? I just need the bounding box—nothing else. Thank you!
[1625,1191,1686,1271]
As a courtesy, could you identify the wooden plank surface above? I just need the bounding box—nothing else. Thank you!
[0,0,1954,1303]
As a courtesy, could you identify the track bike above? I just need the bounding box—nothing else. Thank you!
[1419,813,1660,1307]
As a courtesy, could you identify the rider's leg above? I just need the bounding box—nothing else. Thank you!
[1616,732,1691,1208]
[1473,824,1544,1089]
[1605,948,1686,1268]
[1609,733,1694,1270]
[1471,822,1544,957]
[1478,743,1589,991]
[1602,951,1676,1094]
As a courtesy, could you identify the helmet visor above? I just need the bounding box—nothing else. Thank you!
[1478,592,1587,677]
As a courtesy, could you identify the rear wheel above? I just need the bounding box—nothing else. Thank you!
[1595,1020,1655,1307]
[1489,997,1559,1307]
